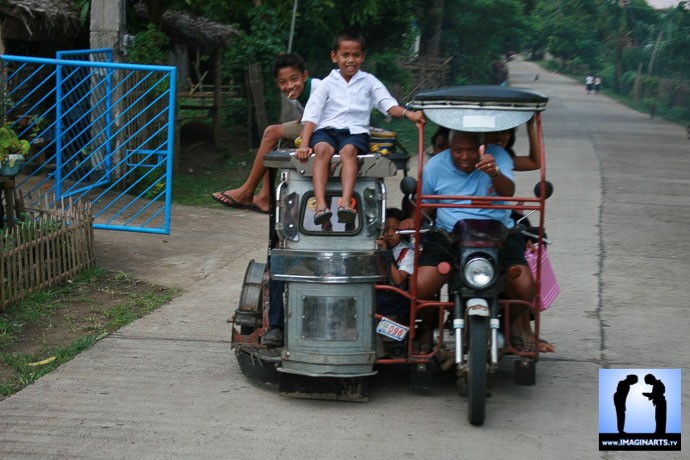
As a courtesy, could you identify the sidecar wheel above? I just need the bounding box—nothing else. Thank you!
[467,315,488,426]
[235,261,266,335]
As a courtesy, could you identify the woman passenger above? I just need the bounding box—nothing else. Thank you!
[486,116,540,171]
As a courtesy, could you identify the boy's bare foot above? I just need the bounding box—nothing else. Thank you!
[251,197,270,214]
[538,339,555,353]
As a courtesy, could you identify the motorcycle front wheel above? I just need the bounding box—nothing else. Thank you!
[467,315,488,425]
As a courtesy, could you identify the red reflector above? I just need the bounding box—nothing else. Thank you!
[437,261,451,275]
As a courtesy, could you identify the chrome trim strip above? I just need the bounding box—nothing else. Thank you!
[270,249,390,283]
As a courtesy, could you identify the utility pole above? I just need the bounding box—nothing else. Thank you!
[288,0,298,53]
[614,1,629,93]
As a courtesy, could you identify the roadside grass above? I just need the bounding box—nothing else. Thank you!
[0,268,178,398]
[172,152,255,207]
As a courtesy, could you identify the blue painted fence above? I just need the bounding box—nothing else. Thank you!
[1,50,176,234]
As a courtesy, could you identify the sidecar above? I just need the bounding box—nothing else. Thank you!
[230,85,553,419]
[231,150,399,401]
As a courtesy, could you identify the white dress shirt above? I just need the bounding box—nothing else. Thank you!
[301,69,398,134]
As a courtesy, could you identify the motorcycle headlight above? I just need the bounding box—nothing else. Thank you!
[463,257,495,289]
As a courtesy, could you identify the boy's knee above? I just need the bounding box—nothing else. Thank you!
[314,143,335,157]
[506,265,534,300]
[339,145,359,157]
[262,124,284,141]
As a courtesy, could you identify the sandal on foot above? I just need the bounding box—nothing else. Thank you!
[211,192,251,209]
[337,206,357,224]
[313,208,332,225]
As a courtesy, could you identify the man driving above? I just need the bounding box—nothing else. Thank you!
[401,130,555,353]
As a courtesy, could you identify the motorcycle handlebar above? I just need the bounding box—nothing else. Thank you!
[396,224,552,245]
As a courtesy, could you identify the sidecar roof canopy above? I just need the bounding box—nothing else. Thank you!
[410,85,549,132]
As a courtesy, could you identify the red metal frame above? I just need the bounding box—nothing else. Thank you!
[375,112,548,364]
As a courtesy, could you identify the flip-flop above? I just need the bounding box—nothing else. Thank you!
[337,206,356,224]
[313,208,332,225]
[211,192,251,209]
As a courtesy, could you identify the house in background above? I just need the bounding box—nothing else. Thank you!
[0,0,239,158]
[0,0,85,56]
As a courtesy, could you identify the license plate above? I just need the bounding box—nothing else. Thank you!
[376,318,409,341]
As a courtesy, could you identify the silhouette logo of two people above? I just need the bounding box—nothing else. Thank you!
[614,373,666,434]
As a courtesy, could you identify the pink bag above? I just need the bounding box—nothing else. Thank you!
[525,244,560,311]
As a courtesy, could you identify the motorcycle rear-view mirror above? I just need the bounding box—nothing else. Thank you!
[533,181,554,199]
[400,176,417,195]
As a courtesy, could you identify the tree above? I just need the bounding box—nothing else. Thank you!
[440,0,533,83]
[416,0,445,58]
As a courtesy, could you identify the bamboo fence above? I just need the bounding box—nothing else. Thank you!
[0,195,95,311]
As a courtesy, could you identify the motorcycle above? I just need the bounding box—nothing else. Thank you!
[230,85,553,424]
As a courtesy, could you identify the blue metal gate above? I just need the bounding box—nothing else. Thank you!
[1,50,176,234]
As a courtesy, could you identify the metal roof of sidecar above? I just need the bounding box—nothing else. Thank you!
[410,85,548,132]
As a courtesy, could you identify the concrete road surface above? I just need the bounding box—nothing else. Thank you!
[1,59,687,459]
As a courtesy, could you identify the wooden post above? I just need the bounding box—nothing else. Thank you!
[212,50,222,143]
[247,63,268,139]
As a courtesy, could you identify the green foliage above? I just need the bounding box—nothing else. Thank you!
[440,0,532,84]
[220,98,248,132]
[0,126,30,165]
[209,0,420,139]
[127,23,171,65]
[527,0,688,122]
[73,0,91,25]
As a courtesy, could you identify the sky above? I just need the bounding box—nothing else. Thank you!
[646,0,682,8]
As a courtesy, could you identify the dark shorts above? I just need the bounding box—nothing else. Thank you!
[376,290,410,318]
[311,128,370,154]
[418,230,527,268]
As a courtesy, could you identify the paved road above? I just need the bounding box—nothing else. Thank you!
[1,59,687,459]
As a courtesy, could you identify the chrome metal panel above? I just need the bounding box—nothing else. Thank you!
[270,249,390,283]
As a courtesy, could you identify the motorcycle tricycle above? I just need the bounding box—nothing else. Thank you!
[231,85,552,425]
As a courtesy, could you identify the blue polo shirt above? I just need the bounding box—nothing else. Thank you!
[421,144,515,232]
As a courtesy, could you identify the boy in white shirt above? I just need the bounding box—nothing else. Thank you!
[295,29,424,225]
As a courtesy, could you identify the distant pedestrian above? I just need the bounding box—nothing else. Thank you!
[594,76,602,94]
[585,75,594,94]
